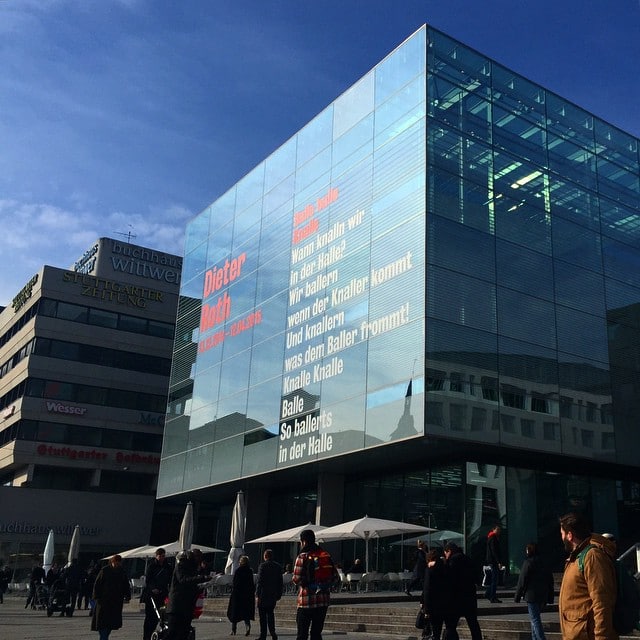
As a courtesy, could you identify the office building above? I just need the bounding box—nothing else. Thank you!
[158,26,640,570]
[0,238,181,565]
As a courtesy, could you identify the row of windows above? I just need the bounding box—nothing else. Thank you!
[0,418,162,452]
[426,369,613,423]
[0,297,175,352]
[0,336,171,381]
[1,466,156,495]
[0,377,167,413]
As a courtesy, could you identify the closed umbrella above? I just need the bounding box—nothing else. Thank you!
[225,490,246,575]
[179,502,194,552]
[67,524,80,567]
[43,529,55,573]
[320,516,435,572]
[247,523,327,544]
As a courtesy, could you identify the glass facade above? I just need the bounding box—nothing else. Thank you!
[158,25,640,560]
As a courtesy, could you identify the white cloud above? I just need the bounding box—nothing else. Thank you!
[0,198,191,306]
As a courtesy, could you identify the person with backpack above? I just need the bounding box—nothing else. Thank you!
[558,512,617,640]
[292,528,340,640]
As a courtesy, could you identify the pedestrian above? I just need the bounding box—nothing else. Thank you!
[292,528,340,640]
[62,557,84,615]
[420,549,459,640]
[227,555,256,636]
[255,549,284,640]
[46,562,61,588]
[0,565,10,604]
[91,555,131,640]
[406,540,427,595]
[142,548,173,640]
[558,512,617,640]
[484,525,504,603]
[514,543,554,640]
[25,559,46,609]
[444,542,482,640]
[166,549,205,640]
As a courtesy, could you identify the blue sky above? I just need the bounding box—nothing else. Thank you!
[1,0,639,306]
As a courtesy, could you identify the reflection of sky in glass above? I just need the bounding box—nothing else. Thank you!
[367,376,424,409]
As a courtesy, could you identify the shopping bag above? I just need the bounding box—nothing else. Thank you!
[192,590,205,619]
[482,565,492,587]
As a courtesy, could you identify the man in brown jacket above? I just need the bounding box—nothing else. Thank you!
[559,512,618,640]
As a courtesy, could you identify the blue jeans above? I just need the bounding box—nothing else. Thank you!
[484,564,498,601]
[527,602,546,640]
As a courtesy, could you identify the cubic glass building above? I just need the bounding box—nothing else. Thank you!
[159,26,640,572]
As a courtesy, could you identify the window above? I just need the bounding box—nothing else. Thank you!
[501,385,525,409]
[520,419,535,438]
[481,377,498,401]
[531,394,549,413]
[450,372,464,392]
[560,396,573,418]
[427,369,446,391]
[500,414,515,433]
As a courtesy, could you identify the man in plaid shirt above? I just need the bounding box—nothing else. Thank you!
[292,529,339,640]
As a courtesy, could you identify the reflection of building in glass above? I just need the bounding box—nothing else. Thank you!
[158,26,640,572]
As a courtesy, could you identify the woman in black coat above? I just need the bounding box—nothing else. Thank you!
[91,555,131,640]
[514,542,554,640]
[227,555,256,636]
[166,549,204,640]
[420,550,458,640]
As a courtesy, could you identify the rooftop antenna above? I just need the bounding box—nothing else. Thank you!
[114,226,137,243]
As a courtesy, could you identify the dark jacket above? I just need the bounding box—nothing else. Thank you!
[420,557,453,617]
[447,549,479,615]
[413,547,427,579]
[227,564,256,623]
[485,531,502,566]
[91,564,131,631]
[144,557,173,603]
[515,553,554,605]
[256,559,283,608]
[166,554,202,619]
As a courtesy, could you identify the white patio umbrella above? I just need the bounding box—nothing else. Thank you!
[319,516,435,572]
[107,541,224,560]
[66,524,80,567]
[391,530,464,547]
[43,529,55,573]
[225,490,246,575]
[246,523,327,544]
[179,502,194,552]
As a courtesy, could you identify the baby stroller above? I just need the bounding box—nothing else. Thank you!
[150,592,201,640]
[46,577,72,617]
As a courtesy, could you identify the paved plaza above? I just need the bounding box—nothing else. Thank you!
[1,597,228,640]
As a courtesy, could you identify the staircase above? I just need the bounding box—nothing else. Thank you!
[200,588,640,640]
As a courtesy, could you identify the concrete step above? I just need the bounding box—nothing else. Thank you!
[196,594,640,640]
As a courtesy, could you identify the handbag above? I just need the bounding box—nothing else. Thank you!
[415,607,426,629]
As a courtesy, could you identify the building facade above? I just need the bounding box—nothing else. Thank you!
[0,238,181,567]
[159,26,640,573]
